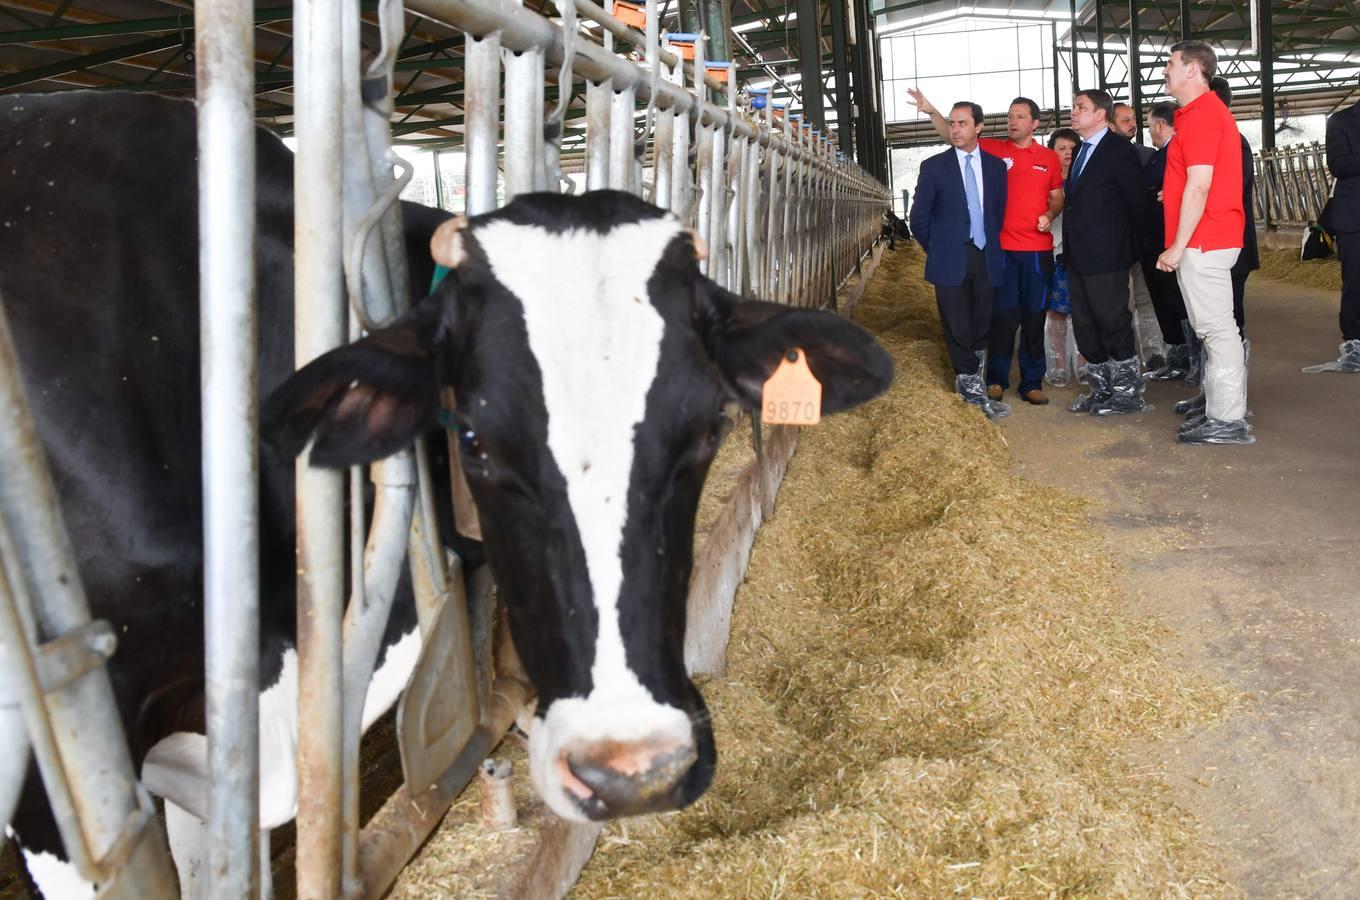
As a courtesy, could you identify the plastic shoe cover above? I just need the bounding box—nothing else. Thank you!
[1146,343,1189,381]
[1175,392,1207,417]
[1044,317,1069,386]
[956,373,1011,420]
[1069,361,1112,412]
[1202,338,1248,422]
[1092,357,1151,415]
[1178,412,1207,434]
[1178,417,1255,445]
[1181,321,1203,387]
[1301,339,1360,374]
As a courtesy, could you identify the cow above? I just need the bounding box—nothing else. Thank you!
[2,91,892,896]
[880,208,911,250]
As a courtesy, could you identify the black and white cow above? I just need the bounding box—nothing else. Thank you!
[2,90,891,895]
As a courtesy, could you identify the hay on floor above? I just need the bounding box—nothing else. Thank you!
[1257,247,1341,292]
[572,246,1235,898]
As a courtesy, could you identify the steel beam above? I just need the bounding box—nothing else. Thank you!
[1095,0,1105,91]
[830,0,851,154]
[797,0,823,128]
[1129,0,1142,135]
[1180,0,1191,40]
[1259,0,1275,150]
[0,34,181,89]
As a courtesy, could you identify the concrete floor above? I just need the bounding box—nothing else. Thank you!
[1000,276,1360,898]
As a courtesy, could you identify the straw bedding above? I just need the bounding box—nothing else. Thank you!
[570,246,1235,898]
[1257,247,1342,291]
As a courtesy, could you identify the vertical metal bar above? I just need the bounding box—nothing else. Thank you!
[708,108,728,280]
[1259,0,1275,152]
[1069,0,1078,94]
[586,78,612,190]
[830,0,851,154]
[797,0,823,130]
[432,149,445,209]
[1095,0,1105,92]
[764,103,780,298]
[610,84,636,192]
[779,113,795,303]
[1052,21,1061,123]
[670,64,691,216]
[293,0,345,894]
[466,31,502,214]
[1129,0,1141,139]
[195,0,259,894]
[1179,0,1191,40]
[696,118,714,263]
[505,43,544,200]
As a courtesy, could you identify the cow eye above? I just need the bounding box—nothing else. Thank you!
[457,425,486,460]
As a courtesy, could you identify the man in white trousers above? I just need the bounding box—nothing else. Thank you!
[1156,40,1253,445]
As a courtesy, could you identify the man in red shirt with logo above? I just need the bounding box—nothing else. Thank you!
[909,90,1064,405]
[1156,40,1252,445]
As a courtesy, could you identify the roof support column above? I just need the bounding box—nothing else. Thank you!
[1258,0,1275,150]
[831,0,853,153]
[1129,0,1142,138]
[1095,0,1105,91]
[1180,0,1191,40]
[798,0,824,128]
[1052,20,1063,125]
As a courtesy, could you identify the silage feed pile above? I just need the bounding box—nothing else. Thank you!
[572,247,1234,898]
[1258,247,1342,291]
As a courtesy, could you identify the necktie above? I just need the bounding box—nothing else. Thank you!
[964,153,985,249]
[1069,141,1093,189]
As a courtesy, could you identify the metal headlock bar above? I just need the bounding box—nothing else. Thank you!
[1253,142,1333,228]
[3,0,889,896]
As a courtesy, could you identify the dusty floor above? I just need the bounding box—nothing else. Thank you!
[999,276,1360,898]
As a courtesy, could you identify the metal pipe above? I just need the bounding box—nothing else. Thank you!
[292,0,346,894]
[194,0,261,894]
[1259,0,1276,153]
[1095,0,1105,92]
[586,77,612,190]
[796,0,823,129]
[1129,0,1141,140]
[506,43,545,199]
[465,31,502,214]
[610,84,637,192]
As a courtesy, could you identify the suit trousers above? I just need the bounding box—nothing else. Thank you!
[1068,268,1136,364]
[1140,251,1189,344]
[1129,263,1165,360]
[1231,269,1249,338]
[1177,247,1245,421]
[1338,232,1360,341]
[935,245,993,376]
[986,250,1050,393]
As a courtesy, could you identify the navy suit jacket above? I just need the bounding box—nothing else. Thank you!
[909,146,1007,288]
[1326,101,1360,233]
[1061,130,1143,275]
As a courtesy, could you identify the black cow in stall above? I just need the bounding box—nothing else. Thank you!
[880,208,911,250]
[2,91,892,896]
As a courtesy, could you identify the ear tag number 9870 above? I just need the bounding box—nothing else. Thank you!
[760,348,822,426]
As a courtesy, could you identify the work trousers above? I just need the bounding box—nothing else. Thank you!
[1177,247,1245,421]
[935,245,993,376]
[986,250,1051,393]
[1338,232,1360,341]
[1068,268,1136,364]
[1140,251,1189,344]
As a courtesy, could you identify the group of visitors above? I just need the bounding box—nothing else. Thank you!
[907,39,1258,445]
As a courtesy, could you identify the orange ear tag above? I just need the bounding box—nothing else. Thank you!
[761,349,822,425]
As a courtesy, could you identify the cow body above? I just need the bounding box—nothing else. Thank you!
[0,91,442,896]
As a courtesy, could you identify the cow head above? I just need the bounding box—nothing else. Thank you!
[263,190,891,822]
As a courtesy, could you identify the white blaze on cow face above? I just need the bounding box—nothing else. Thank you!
[476,217,697,820]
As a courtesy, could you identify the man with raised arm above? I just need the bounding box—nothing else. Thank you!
[909,89,1063,406]
[1157,41,1252,445]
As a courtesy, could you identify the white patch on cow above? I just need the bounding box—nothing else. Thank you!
[361,626,422,733]
[476,216,697,821]
[6,826,94,900]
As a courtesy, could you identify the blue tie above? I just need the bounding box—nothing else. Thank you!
[964,153,985,249]
[1069,141,1092,189]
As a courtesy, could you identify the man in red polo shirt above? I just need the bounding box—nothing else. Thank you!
[909,90,1064,405]
[1156,40,1252,445]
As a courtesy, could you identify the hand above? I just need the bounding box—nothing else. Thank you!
[1156,245,1184,272]
[906,87,935,116]
[1037,214,1052,233]
[1156,190,1164,203]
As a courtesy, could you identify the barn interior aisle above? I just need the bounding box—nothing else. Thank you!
[560,246,1235,896]
[1003,256,1360,896]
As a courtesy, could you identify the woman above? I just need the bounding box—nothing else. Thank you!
[1044,127,1082,386]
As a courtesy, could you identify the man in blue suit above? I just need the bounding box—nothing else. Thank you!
[909,101,1010,419]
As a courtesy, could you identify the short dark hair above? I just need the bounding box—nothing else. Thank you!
[1171,40,1217,79]
[1075,88,1115,122]
[951,101,984,126]
[1209,75,1233,106]
[1048,127,1080,149]
[1150,100,1178,128]
[1010,96,1041,119]
[1113,102,1132,113]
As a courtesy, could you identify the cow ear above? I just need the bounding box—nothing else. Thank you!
[262,298,448,468]
[698,280,893,414]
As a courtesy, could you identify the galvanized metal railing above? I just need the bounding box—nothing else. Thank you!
[1254,141,1332,228]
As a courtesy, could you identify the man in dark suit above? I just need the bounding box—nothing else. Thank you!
[1312,85,1360,372]
[910,100,1010,419]
[1209,77,1260,340]
[1140,100,1196,382]
[1063,88,1149,415]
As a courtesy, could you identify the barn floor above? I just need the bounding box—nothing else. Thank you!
[1001,271,1360,897]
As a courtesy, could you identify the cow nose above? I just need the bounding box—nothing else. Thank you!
[558,738,699,819]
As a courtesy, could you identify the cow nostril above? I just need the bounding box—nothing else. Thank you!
[561,741,699,817]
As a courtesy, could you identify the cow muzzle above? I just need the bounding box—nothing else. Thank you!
[557,737,699,820]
